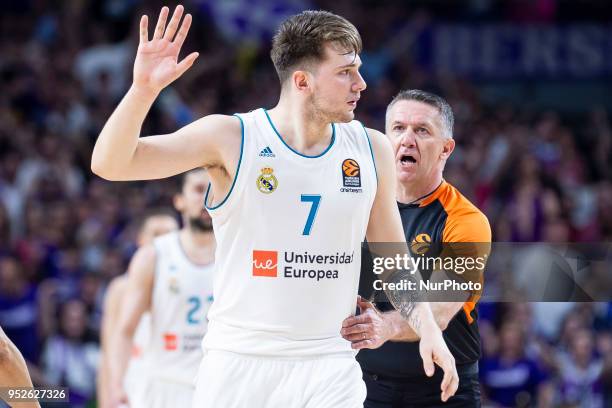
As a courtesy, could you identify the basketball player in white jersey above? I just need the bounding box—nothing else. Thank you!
[92,5,458,406]
[107,169,215,408]
[98,210,178,408]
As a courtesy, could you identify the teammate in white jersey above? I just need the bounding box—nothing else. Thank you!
[97,210,178,408]
[92,5,458,407]
[107,169,215,408]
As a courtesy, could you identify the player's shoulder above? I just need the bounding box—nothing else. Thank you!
[151,230,178,247]
[359,126,389,147]
[190,114,242,135]
[106,275,129,298]
[358,126,393,166]
[360,125,385,140]
[129,243,158,274]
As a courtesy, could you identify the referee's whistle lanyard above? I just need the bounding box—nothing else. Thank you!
[404,179,444,206]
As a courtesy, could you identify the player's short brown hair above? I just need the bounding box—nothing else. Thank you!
[271,10,362,84]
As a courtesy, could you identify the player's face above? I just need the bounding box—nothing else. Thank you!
[309,44,366,123]
[386,100,454,185]
[138,215,179,246]
[176,170,213,231]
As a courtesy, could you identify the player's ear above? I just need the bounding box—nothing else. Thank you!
[292,70,311,92]
[440,138,455,160]
[173,193,184,212]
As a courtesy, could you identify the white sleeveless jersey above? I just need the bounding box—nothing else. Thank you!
[140,231,215,384]
[203,108,377,357]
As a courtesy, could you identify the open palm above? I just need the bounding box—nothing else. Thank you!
[134,5,199,94]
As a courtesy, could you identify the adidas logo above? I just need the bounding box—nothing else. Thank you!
[259,146,275,158]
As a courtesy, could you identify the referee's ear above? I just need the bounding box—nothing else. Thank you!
[440,138,455,162]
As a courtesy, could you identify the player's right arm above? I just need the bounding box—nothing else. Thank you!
[91,5,240,182]
[362,127,458,402]
[98,277,127,408]
[108,246,156,407]
[0,326,41,408]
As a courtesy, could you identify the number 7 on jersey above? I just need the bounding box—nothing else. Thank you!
[300,195,321,236]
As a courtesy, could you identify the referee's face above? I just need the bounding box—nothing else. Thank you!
[386,100,454,185]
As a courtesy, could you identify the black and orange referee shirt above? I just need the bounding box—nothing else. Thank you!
[358,180,491,378]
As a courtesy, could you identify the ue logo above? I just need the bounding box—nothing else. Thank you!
[252,250,278,277]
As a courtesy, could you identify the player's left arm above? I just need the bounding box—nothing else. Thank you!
[362,127,458,402]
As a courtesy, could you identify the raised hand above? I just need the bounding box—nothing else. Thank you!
[133,5,199,95]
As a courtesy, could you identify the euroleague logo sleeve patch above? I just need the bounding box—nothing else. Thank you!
[341,159,361,187]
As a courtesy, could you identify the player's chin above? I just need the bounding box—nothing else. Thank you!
[336,110,355,123]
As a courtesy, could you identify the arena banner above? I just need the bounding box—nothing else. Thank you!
[412,24,612,79]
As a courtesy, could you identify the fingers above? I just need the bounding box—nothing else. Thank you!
[343,332,371,342]
[439,363,452,401]
[139,15,148,44]
[350,339,376,350]
[173,13,192,49]
[176,52,199,75]
[357,298,376,313]
[441,368,459,402]
[439,357,458,402]
[164,5,185,41]
[421,348,435,377]
[153,6,170,40]
[341,323,371,336]
[342,312,374,328]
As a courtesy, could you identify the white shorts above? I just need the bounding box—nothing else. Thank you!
[129,378,194,408]
[192,351,366,408]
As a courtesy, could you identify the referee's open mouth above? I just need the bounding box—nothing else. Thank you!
[399,154,418,168]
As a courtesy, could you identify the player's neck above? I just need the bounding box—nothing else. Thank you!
[396,175,444,205]
[267,99,333,155]
[179,229,215,264]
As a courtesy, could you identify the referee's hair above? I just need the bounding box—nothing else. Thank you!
[386,89,454,139]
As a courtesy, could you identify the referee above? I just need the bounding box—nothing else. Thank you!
[341,90,491,407]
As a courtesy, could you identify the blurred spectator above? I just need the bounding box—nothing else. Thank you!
[480,320,554,407]
[41,299,99,407]
[555,328,604,407]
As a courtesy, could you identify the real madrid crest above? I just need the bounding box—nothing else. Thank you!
[256,167,278,194]
[168,277,180,294]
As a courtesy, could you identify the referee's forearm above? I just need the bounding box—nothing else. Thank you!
[384,301,464,342]
[383,311,420,342]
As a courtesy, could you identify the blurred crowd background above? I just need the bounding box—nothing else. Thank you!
[0,0,610,407]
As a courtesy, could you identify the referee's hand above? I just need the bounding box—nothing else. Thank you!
[340,296,393,349]
[419,325,459,402]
